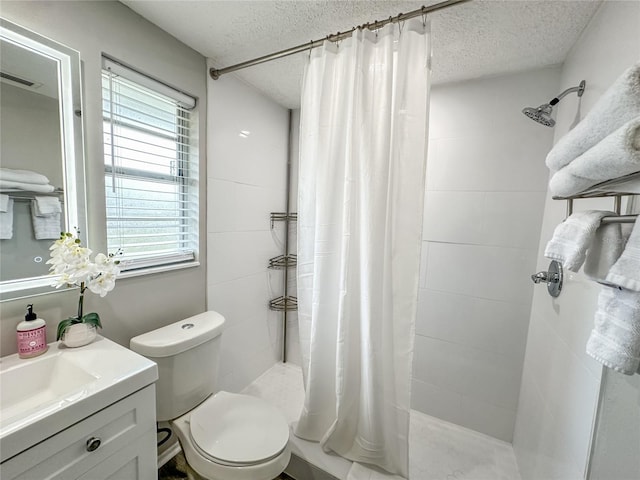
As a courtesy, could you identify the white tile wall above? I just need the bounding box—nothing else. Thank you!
[589,373,640,479]
[423,191,547,248]
[412,67,560,442]
[207,70,289,392]
[512,2,640,478]
[424,242,538,304]
[416,290,530,360]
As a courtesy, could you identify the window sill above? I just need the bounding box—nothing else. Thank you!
[117,260,200,280]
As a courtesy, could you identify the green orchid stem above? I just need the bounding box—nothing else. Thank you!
[77,282,86,321]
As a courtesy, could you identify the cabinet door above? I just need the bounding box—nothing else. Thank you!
[77,428,157,480]
[0,386,156,480]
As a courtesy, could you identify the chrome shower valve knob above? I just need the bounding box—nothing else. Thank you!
[530,260,563,297]
[531,271,551,284]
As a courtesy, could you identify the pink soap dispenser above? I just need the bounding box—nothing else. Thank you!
[17,304,48,359]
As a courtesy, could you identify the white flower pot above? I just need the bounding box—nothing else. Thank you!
[61,323,97,348]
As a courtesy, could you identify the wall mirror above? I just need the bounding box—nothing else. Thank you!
[0,19,87,301]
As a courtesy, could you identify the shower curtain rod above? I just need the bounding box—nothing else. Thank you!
[209,0,472,79]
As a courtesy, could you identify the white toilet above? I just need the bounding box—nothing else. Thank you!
[130,311,290,480]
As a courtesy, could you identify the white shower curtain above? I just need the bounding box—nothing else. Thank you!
[295,18,431,478]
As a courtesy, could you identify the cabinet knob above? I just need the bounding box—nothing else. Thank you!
[86,437,101,452]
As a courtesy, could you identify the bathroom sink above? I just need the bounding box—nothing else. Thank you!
[0,336,158,462]
[0,353,99,428]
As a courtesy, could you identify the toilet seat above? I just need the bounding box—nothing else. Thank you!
[171,391,291,480]
[188,391,289,467]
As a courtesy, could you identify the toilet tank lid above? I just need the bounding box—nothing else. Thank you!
[130,311,225,358]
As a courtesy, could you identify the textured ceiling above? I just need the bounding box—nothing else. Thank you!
[121,0,602,109]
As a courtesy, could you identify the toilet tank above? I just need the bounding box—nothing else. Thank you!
[130,311,225,421]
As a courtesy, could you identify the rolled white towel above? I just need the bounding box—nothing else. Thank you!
[546,62,640,172]
[0,168,50,185]
[586,286,640,375]
[545,211,615,271]
[0,180,55,193]
[34,196,62,216]
[549,117,640,198]
[606,218,640,292]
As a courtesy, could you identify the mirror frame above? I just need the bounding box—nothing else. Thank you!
[0,19,87,301]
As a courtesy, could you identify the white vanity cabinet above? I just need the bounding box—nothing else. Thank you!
[0,338,159,480]
[1,385,157,480]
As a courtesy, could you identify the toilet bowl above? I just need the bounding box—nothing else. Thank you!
[172,391,290,480]
[129,311,291,480]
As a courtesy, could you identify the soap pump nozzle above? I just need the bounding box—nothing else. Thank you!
[25,304,37,321]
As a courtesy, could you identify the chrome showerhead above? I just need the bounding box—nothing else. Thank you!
[522,104,555,127]
[523,80,586,127]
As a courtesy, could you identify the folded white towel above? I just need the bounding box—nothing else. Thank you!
[545,211,615,271]
[0,194,9,213]
[0,168,50,185]
[34,196,62,216]
[0,180,55,193]
[30,200,61,240]
[549,117,640,198]
[606,218,640,291]
[584,221,628,283]
[0,198,14,239]
[546,63,640,172]
[586,286,640,375]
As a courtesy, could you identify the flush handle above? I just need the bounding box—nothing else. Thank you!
[531,260,563,297]
[86,437,101,452]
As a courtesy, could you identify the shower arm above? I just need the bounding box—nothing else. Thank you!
[549,80,586,106]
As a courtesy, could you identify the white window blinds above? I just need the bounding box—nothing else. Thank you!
[102,57,198,271]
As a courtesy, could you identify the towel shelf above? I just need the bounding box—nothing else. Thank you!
[553,172,639,224]
[551,171,640,200]
[1,188,64,201]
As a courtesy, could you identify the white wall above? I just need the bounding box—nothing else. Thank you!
[411,67,559,442]
[206,70,290,392]
[0,1,207,353]
[513,2,640,479]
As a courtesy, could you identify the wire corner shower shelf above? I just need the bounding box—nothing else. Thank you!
[269,295,298,312]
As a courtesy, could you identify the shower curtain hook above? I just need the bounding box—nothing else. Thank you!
[421,6,428,26]
[308,40,313,60]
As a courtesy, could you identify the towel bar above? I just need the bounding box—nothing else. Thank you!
[601,214,637,224]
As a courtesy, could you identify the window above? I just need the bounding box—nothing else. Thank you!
[102,57,198,271]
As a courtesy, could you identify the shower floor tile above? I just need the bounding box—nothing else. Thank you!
[243,362,522,480]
